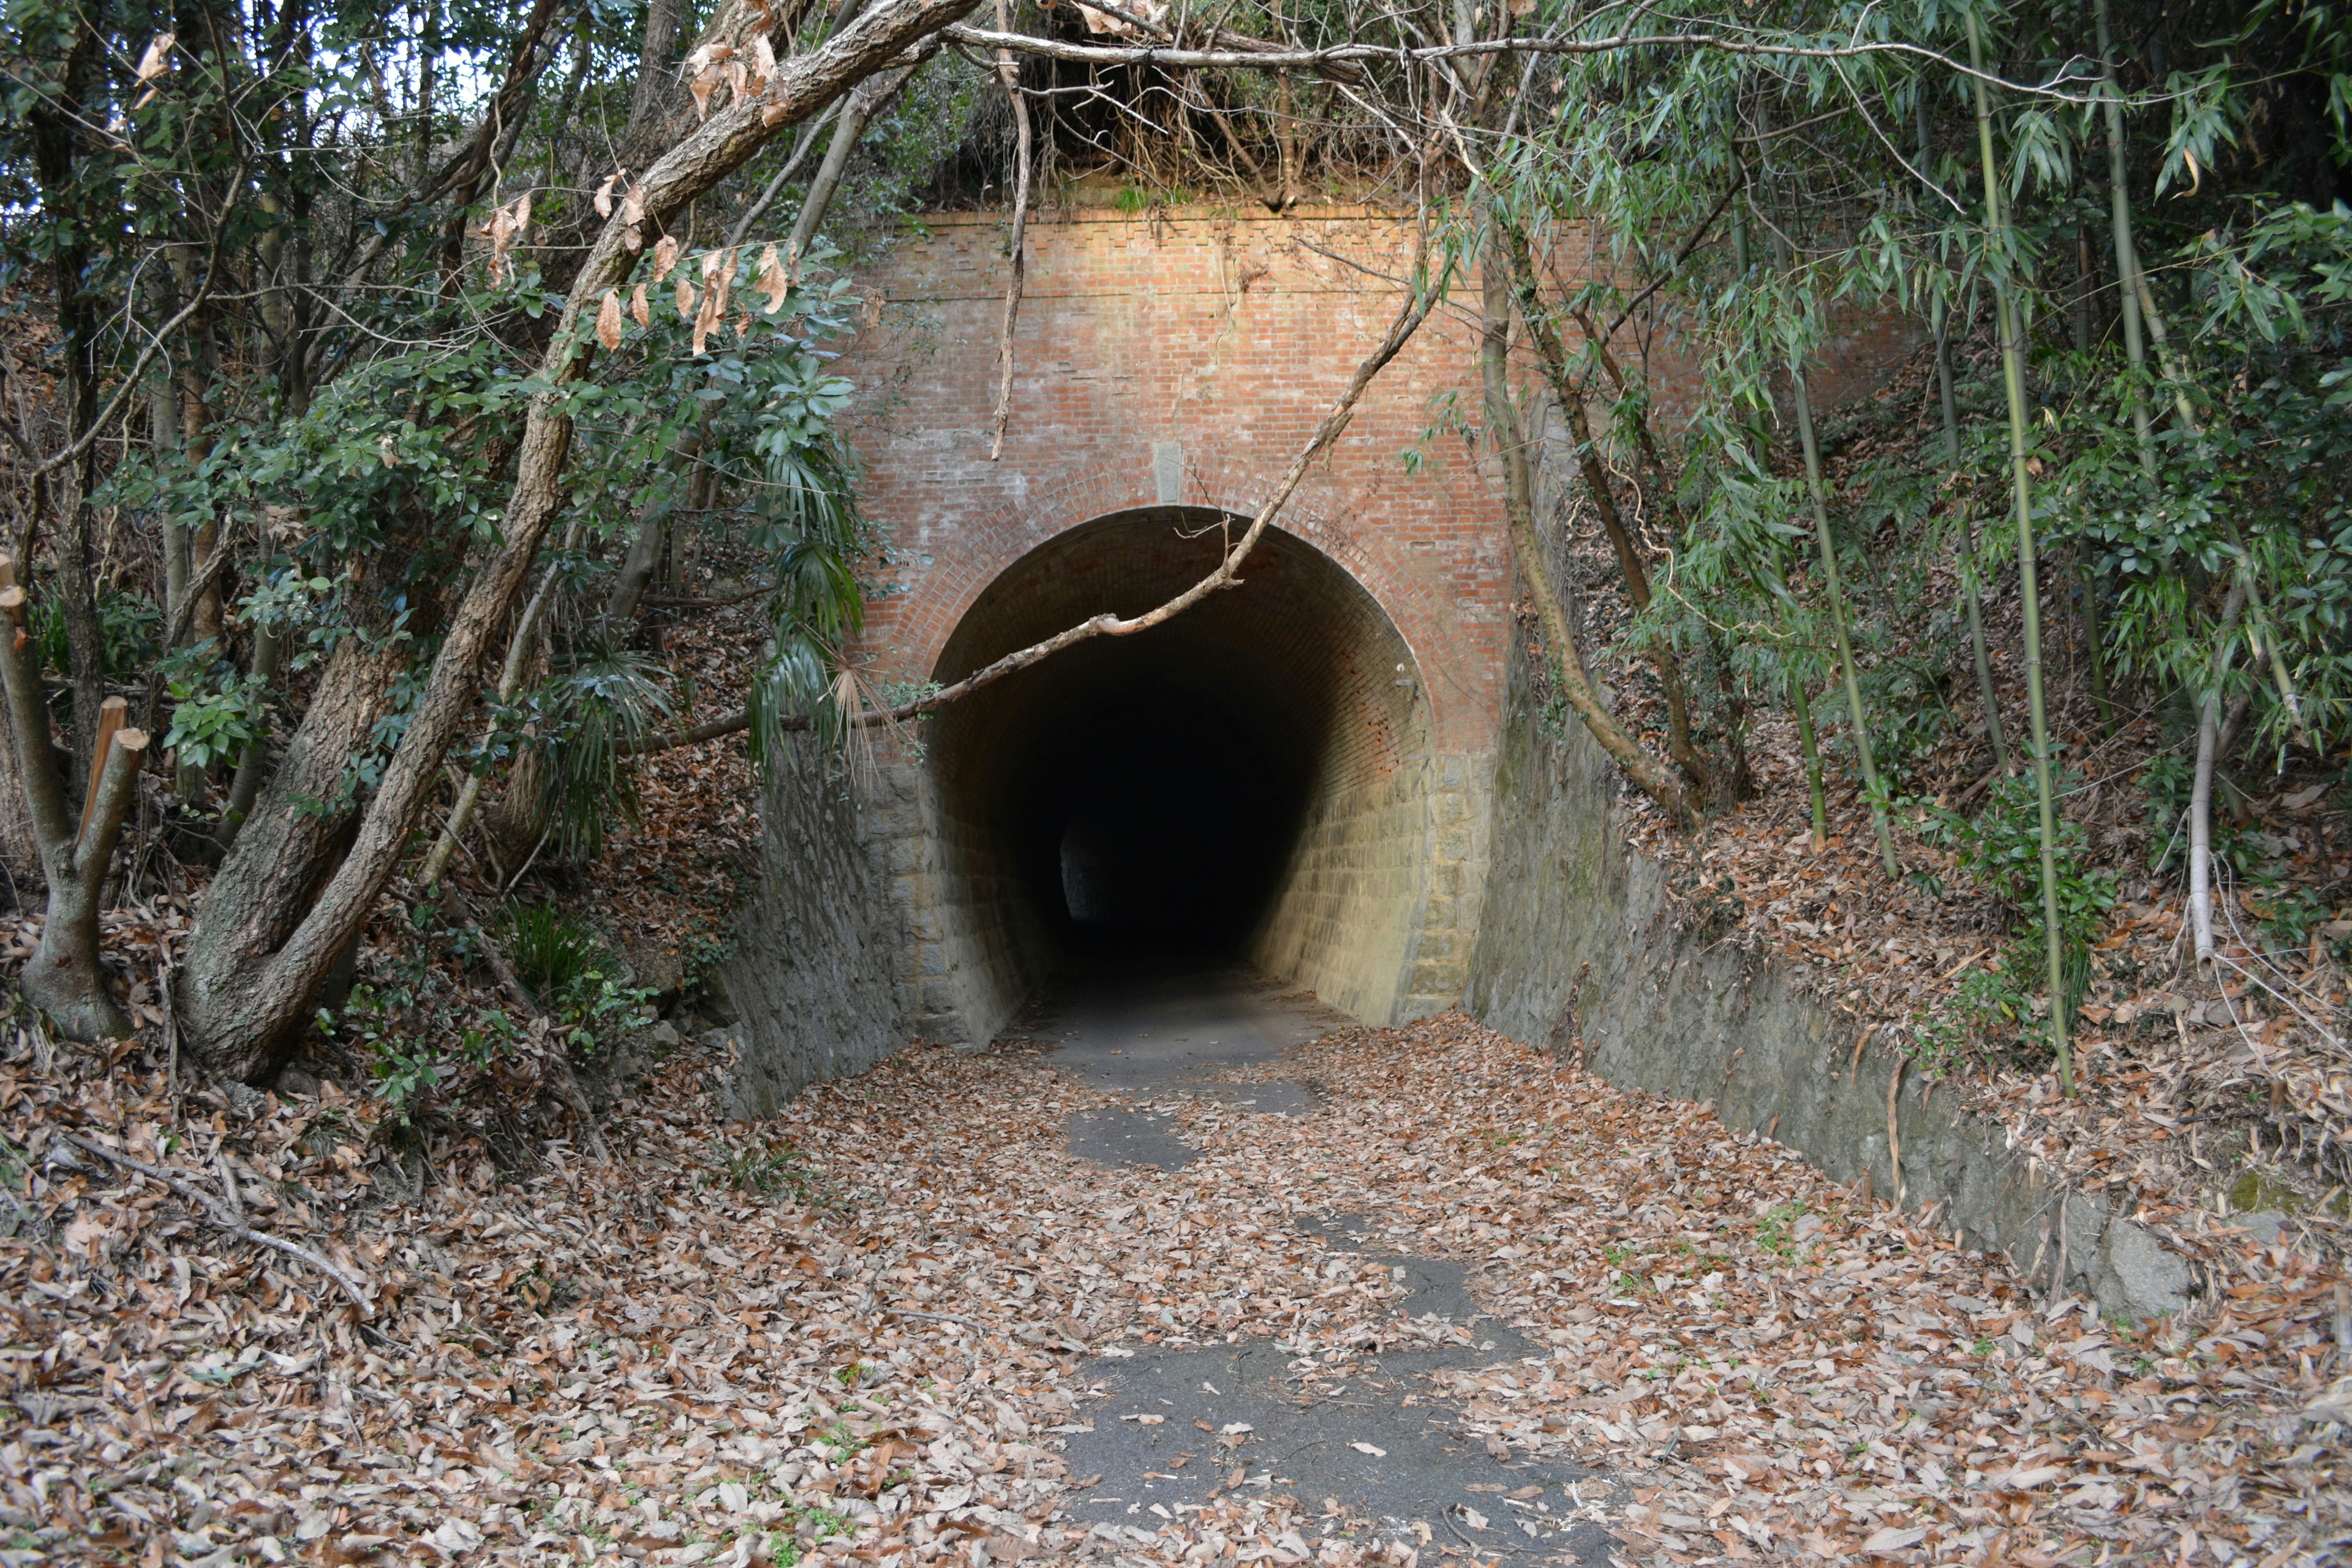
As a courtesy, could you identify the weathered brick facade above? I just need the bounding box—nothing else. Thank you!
[848,205,1513,755]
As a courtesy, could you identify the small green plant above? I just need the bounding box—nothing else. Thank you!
[506,905,602,1005]
[2253,883,2335,951]
[162,667,268,772]
[1920,769,2117,1031]
[37,587,160,682]
[1755,1202,1808,1262]
[713,1136,820,1201]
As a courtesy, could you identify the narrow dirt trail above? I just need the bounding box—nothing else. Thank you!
[3,987,2339,1566]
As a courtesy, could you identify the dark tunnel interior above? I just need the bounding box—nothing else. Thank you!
[927,508,1424,966]
[1031,673,1303,950]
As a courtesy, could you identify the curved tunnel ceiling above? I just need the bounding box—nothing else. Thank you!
[926,508,1433,974]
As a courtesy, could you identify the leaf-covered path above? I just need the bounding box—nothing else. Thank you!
[3,985,2344,1567]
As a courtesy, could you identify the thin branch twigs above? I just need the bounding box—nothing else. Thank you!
[9,189,241,480]
[987,0,1033,462]
[1602,177,1741,341]
[58,1131,376,1313]
[941,23,2115,100]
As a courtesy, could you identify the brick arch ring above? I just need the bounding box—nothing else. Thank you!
[869,453,1474,752]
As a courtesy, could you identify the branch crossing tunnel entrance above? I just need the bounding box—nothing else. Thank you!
[900,507,1480,1045]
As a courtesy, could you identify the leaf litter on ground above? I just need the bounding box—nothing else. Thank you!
[3,1000,2345,1567]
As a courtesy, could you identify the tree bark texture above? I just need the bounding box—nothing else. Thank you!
[178,0,989,1082]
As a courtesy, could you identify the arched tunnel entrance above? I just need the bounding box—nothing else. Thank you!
[911,508,1451,1042]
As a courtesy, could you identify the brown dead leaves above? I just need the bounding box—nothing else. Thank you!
[478,190,533,286]
[1,998,2344,1566]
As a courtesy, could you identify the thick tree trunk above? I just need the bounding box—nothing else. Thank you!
[178,0,988,1083]
[179,633,403,1046]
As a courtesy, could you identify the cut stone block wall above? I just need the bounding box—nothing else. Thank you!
[717,736,904,1118]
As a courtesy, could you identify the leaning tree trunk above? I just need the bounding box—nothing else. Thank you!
[1498,221,1709,801]
[177,0,989,1083]
[178,633,406,1044]
[1479,219,1697,827]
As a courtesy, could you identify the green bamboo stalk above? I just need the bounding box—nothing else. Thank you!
[1917,99,2012,774]
[1734,183,1828,850]
[1969,6,2073,1096]
[1791,360,1901,878]
[1770,226,1899,878]
[2093,0,2158,479]
[1790,652,1830,853]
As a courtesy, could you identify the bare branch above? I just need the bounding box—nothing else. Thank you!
[58,1131,377,1313]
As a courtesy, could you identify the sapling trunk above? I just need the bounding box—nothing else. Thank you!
[1787,356,1899,877]
[2124,238,2313,750]
[2190,578,2248,964]
[1791,657,1829,853]
[2079,557,2116,736]
[1764,206,1894,873]
[1479,222,1698,827]
[1937,294,2015,771]
[987,0,1034,461]
[2094,0,2158,478]
[1969,6,2073,1094]
[1917,103,2012,773]
[1751,153,1893,866]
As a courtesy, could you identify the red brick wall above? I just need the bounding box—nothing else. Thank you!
[839,205,1512,760]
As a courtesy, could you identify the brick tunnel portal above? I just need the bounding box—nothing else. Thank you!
[914,507,1452,1038]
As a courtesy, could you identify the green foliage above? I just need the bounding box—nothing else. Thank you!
[1921,769,2117,1025]
[1910,961,2037,1075]
[162,664,266,772]
[1862,656,1958,790]
[524,643,676,861]
[502,903,654,1050]
[2140,752,2265,879]
[2253,882,2337,952]
[505,905,604,1008]
[1755,1202,1810,1263]
[36,589,159,684]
